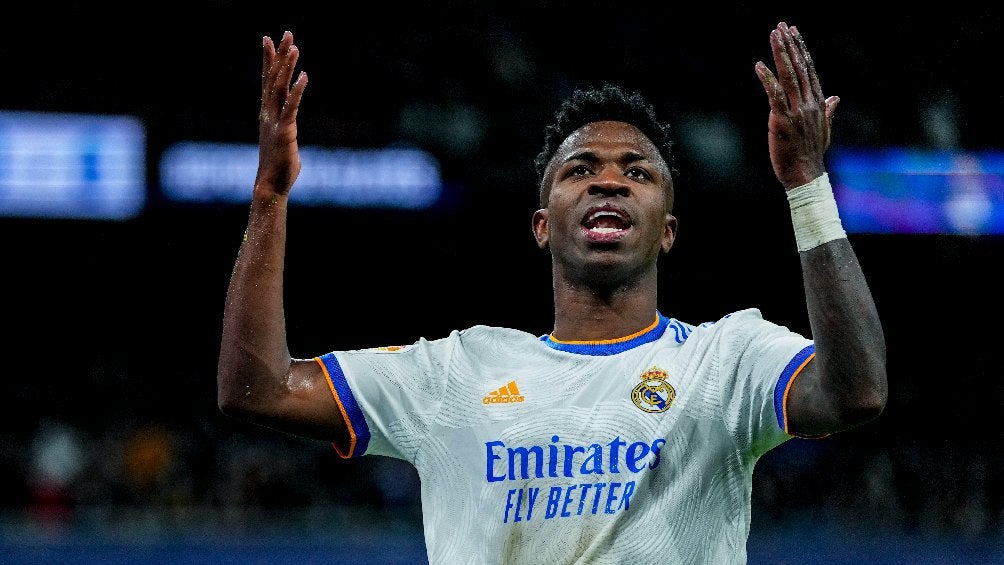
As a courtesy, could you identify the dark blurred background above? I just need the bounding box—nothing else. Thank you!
[1,2,1002,563]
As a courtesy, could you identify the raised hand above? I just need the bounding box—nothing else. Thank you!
[255,30,308,198]
[754,22,839,191]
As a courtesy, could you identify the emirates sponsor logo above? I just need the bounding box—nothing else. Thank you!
[483,380,525,404]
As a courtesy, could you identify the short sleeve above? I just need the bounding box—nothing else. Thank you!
[712,309,814,456]
[314,332,457,462]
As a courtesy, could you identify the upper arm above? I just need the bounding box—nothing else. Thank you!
[786,239,889,437]
[222,357,350,446]
[784,355,886,438]
[781,360,837,437]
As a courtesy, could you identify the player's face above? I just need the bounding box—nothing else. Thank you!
[533,121,677,284]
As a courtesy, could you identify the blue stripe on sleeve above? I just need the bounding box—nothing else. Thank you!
[319,352,370,457]
[773,344,816,432]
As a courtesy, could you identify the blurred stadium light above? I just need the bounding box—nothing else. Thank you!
[0,111,146,220]
[160,142,445,210]
[831,147,1004,235]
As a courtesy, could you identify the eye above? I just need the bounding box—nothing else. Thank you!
[626,167,652,181]
[567,164,593,177]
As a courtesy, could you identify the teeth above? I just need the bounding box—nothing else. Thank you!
[588,210,623,222]
[590,227,623,234]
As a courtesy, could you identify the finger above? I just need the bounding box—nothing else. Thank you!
[770,25,798,111]
[284,71,308,124]
[261,35,276,90]
[791,26,825,106]
[264,34,288,108]
[765,29,793,113]
[754,61,787,113]
[278,29,294,52]
[273,32,299,94]
[778,22,812,107]
[260,36,279,122]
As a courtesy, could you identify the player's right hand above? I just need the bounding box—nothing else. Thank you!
[254,30,308,198]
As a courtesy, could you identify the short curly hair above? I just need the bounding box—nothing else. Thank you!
[534,83,677,207]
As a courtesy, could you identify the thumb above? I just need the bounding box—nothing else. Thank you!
[824,96,840,121]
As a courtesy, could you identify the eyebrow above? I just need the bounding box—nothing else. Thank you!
[562,150,650,166]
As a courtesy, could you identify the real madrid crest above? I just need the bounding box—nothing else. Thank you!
[631,366,676,413]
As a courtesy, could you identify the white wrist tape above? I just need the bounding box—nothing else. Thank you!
[786,173,847,252]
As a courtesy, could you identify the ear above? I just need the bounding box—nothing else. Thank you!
[661,213,678,254]
[532,208,549,249]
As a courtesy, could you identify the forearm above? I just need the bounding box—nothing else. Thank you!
[798,238,888,431]
[786,175,888,434]
[217,190,294,417]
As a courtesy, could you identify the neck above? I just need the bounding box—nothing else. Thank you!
[549,268,660,342]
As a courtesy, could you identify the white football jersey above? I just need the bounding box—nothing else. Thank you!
[315,308,814,564]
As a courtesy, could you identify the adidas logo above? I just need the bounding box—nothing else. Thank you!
[483,380,525,404]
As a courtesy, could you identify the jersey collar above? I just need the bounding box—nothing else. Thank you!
[540,313,669,356]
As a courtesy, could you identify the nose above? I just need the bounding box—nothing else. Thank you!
[587,169,630,198]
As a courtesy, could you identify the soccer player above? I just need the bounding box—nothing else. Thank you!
[217,21,887,564]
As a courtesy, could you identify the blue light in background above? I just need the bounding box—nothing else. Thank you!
[830,147,1004,235]
[0,111,146,220]
[160,142,444,210]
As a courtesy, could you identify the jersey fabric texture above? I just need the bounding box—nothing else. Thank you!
[315,308,814,565]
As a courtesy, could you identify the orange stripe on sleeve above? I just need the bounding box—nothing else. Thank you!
[315,356,358,458]
[781,352,814,435]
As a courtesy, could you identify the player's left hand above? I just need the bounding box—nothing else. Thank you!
[755,21,839,191]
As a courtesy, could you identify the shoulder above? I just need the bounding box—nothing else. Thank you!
[341,325,538,358]
[457,324,543,345]
[714,307,767,326]
[681,307,767,333]
[691,308,809,354]
[675,307,800,346]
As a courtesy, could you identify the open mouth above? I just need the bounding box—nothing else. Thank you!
[581,205,632,241]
